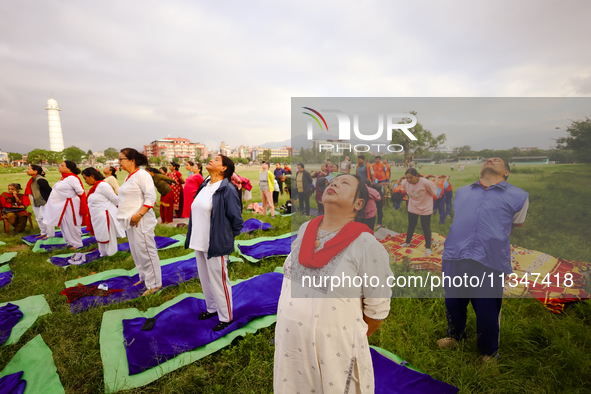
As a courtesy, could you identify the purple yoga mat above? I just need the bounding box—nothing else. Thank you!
[237,235,296,260]
[0,303,23,346]
[22,228,90,244]
[49,236,181,267]
[67,256,199,313]
[240,218,273,233]
[0,270,13,290]
[0,371,26,394]
[39,236,97,251]
[371,348,458,394]
[122,272,283,375]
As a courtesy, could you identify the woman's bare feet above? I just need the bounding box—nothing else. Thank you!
[141,287,161,296]
[133,281,144,286]
[69,246,79,250]
[39,236,48,240]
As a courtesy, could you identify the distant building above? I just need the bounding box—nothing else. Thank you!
[0,150,8,164]
[144,137,207,163]
[456,156,483,164]
[519,147,539,152]
[93,151,104,157]
[430,145,454,154]
[511,156,549,165]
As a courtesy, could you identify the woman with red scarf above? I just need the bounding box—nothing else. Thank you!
[82,168,125,257]
[274,174,393,394]
[43,161,89,249]
[1,183,31,233]
[182,162,204,218]
[167,162,185,218]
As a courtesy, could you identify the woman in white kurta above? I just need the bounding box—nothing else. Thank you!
[116,148,162,296]
[82,167,125,257]
[43,161,88,249]
[274,174,393,394]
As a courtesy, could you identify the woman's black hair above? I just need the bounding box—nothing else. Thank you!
[108,166,118,179]
[81,167,105,181]
[64,160,81,175]
[30,164,45,177]
[8,183,22,191]
[219,155,235,181]
[187,161,194,167]
[170,162,180,171]
[145,167,156,174]
[405,168,421,177]
[160,166,168,174]
[334,174,368,222]
[120,148,149,167]
[195,162,203,175]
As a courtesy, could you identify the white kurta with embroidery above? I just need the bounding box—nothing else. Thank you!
[88,182,125,256]
[43,176,84,228]
[116,169,157,232]
[274,221,393,394]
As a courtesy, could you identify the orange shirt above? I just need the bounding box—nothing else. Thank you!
[372,162,387,181]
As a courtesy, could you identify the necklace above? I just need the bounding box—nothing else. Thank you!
[315,219,353,248]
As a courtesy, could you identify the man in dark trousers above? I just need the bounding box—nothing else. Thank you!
[438,158,529,362]
[274,163,287,196]
[295,162,312,215]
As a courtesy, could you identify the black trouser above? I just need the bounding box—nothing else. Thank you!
[273,191,279,205]
[405,212,432,249]
[298,190,310,215]
[277,180,284,195]
[376,199,384,225]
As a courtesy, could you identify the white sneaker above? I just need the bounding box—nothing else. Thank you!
[400,243,410,247]
[424,248,432,255]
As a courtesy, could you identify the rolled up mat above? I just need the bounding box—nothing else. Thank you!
[0,264,13,290]
[0,303,23,346]
[240,218,273,233]
[234,232,295,263]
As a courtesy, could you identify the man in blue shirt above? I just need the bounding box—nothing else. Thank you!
[274,163,287,196]
[437,158,529,361]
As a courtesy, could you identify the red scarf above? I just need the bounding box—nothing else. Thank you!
[61,173,90,228]
[85,180,104,235]
[25,177,34,195]
[298,216,373,269]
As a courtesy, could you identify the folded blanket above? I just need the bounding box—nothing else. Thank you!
[0,303,23,346]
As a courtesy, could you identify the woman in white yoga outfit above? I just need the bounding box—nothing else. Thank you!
[43,161,89,250]
[116,148,162,296]
[274,174,393,393]
[185,155,244,332]
[25,164,54,239]
[82,167,125,257]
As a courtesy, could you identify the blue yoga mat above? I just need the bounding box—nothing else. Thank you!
[237,235,296,260]
[49,236,181,267]
[240,218,273,233]
[67,256,200,313]
[372,348,458,393]
[122,271,283,375]
[0,303,23,346]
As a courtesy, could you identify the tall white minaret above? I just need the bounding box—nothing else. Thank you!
[45,96,64,152]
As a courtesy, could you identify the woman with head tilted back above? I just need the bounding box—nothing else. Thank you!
[82,167,125,257]
[102,165,119,195]
[25,165,53,238]
[117,148,162,296]
[182,162,204,218]
[168,162,185,218]
[43,161,89,249]
[274,174,393,394]
[185,155,244,332]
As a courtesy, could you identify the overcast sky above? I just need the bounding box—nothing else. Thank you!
[1,1,590,154]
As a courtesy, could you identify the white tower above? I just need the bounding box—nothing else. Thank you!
[45,96,64,152]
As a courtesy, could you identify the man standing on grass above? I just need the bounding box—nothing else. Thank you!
[438,157,529,362]
[356,155,372,182]
[295,163,312,215]
[274,163,287,196]
[340,156,352,174]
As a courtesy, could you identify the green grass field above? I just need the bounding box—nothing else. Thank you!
[0,164,590,393]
